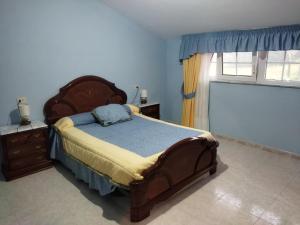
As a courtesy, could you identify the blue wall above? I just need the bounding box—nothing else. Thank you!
[0,0,166,125]
[165,38,183,124]
[166,39,300,154]
[209,82,300,154]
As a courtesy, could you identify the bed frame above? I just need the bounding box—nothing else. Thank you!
[44,75,218,222]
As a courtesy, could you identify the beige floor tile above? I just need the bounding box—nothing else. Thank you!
[242,168,291,197]
[0,214,19,225]
[158,206,214,225]
[205,199,259,225]
[171,186,223,210]
[217,184,276,218]
[199,175,236,199]
[259,199,300,225]
[259,153,300,174]
[278,176,300,208]
[255,218,273,225]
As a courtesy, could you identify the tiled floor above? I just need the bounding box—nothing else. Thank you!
[0,137,299,225]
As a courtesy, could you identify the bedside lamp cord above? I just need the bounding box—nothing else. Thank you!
[130,86,140,104]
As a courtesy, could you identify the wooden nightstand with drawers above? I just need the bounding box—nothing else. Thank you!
[0,121,52,181]
[139,102,160,119]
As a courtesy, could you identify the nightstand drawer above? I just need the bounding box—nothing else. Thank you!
[9,153,47,170]
[8,143,47,160]
[6,132,31,147]
[140,104,160,119]
[6,129,46,148]
[141,105,159,114]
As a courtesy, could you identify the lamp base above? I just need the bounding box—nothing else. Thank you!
[140,98,147,104]
[20,120,31,126]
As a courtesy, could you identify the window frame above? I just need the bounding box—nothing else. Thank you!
[211,50,300,88]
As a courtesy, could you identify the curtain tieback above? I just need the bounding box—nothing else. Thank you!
[181,83,196,99]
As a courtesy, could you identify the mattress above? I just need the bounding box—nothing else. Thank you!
[54,113,213,186]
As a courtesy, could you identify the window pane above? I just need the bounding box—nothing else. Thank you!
[286,50,300,63]
[223,52,236,62]
[283,64,300,81]
[266,64,283,80]
[223,63,236,75]
[237,63,252,76]
[267,51,285,62]
[237,52,252,63]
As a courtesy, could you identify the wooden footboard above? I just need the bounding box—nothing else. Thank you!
[130,136,218,222]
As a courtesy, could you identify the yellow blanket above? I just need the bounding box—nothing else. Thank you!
[55,110,212,186]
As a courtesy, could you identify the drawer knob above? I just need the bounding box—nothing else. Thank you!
[10,139,18,143]
[35,145,42,149]
[12,150,21,155]
[33,134,41,138]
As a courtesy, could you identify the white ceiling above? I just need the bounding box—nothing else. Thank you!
[102,0,300,39]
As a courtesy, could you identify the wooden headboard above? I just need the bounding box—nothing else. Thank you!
[44,75,127,124]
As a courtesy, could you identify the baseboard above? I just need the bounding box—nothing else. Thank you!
[213,133,300,160]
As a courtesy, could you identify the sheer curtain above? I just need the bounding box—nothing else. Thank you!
[194,53,213,130]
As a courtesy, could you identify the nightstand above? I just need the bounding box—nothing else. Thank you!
[0,121,52,181]
[139,102,160,119]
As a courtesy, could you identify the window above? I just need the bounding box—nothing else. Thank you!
[265,50,300,82]
[210,50,300,87]
[212,52,257,82]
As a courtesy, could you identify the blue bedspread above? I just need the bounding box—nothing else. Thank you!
[76,115,203,157]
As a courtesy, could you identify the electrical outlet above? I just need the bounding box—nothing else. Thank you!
[16,96,28,104]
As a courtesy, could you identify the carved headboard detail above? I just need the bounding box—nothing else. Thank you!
[44,75,127,124]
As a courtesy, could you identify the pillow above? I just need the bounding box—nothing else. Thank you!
[122,104,133,116]
[92,104,132,127]
[126,104,140,114]
[69,112,96,126]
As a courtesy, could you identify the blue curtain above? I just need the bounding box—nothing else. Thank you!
[179,24,300,61]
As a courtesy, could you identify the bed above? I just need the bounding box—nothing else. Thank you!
[44,75,219,222]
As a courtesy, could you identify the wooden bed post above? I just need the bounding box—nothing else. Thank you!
[130,180,152,222]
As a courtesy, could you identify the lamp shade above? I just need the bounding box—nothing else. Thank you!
[141,89,148,98]
[19,103,30,118]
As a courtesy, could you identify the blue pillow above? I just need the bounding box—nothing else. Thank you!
[92,104,132,127]
[69,112,97,126]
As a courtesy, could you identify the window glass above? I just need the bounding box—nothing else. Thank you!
[222,52,253,76]
[223,52,236,62]
[237,64,252,76]
[223,63,236,75]
[283,64,300,81]
[237,52,252,63]
[266,64,283,80]
[267,51,285,62]
[266,50,300,82]
[286,50,300,63]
